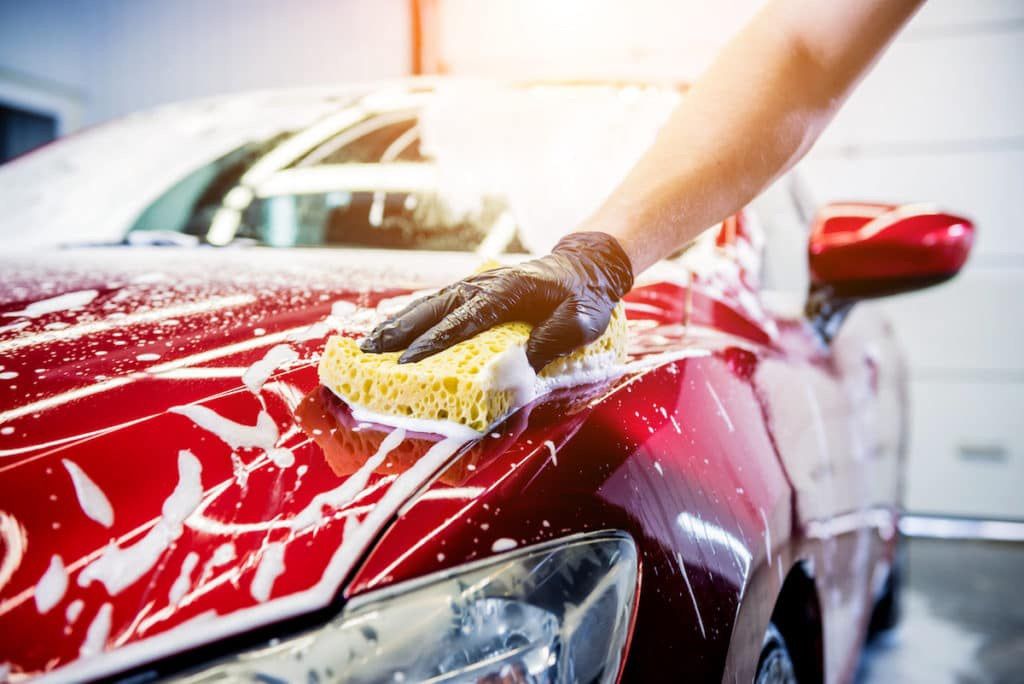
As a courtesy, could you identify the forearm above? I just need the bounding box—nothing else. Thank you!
[581,0,923,274]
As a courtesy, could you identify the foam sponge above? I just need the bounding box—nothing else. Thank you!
[318,304,627,433]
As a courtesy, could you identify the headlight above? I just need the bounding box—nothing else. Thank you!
[172,531,638,683]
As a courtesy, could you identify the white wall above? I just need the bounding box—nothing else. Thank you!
[0,0,411,127]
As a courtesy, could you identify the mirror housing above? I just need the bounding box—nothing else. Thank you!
[806,202,975,340]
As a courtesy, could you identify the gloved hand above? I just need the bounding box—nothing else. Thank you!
[360,232,634,371]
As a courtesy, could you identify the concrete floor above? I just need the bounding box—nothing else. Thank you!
[856,537,1024,684]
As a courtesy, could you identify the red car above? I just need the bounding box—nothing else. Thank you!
[0,83,973,683]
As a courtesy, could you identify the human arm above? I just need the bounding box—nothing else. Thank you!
[587,0,925,273]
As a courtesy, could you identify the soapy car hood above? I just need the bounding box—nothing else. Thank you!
[0,244,776,681]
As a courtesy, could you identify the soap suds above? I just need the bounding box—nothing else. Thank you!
[169,551,199,604]
[483,345,537,407]
[250,542,286,603]
[65,599,84,625]
[0,321,30,335]
[80,603,112,657]
[292,428,406,530]
[331,301,357,317]
[3,289,99,318]
[322,436,469,586]
[265,447,295,468]
[62,459,114,528]
[170,404,278,452]
[34,554,68,614]
[349,404,481,441]
[543,440,557,466]
[242,344,298,394]
[130,272,167,284]
[210,542,236,567]
[78,451,202,595]
[492,538,518,552]
[289,321,332,342]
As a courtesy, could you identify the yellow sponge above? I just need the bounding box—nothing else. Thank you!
[318,304,627,433]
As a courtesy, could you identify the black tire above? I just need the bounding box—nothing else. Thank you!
[755,623,798,684]
[867,559,901,638]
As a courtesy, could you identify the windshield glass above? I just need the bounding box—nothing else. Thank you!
[127,104,523,252]
[0,83,681,253]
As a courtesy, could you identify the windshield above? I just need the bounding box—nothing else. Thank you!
[127,100,525,252]
[0,82,681,253]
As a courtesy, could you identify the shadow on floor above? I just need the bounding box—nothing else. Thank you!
[856,537,1024,684]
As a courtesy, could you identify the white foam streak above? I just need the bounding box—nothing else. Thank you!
[492,538,517,552]
[65,599,84,625]
[78,451,202,596]
[349,403,481,440]
[291,428,406,530]
[3,290,98,318]
[321,435,469,587]
[170,404,278,451]
[543,440,557,466]
[80,603,112,658]
[288,321,332,342]
[34,555,67,614]
[242,344,298,394]
[250,543,286,603]
[169,552,199,605]
[62,459,114,528]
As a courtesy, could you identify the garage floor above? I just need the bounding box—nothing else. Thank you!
[856,537,1024,684]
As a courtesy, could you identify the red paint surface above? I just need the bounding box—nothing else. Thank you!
[0,229,920,682]
[809,203,975,288]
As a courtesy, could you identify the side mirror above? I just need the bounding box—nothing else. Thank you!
[806,202,975,340]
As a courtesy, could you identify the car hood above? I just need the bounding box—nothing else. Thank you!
[0,246,771,681]
[0,247,537,680]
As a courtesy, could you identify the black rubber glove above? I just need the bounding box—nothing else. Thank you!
[360,232,634,371]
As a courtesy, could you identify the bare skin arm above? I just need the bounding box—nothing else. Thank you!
[363,0,925,369]
[585,0,925,273]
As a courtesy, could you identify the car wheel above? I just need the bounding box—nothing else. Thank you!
[755,623,798,684]
[867,558,901,638]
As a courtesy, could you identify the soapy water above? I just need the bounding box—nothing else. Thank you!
[77,451,203,596]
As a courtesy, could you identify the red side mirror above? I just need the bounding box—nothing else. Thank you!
[808,203,975,299]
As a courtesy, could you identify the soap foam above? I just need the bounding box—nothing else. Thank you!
[34,554,68,614]
[250,542,286,603]
[291,428,406,530]
[62,459,114,528]
[170,404,278,452]
[3,289,99,318]
[242,344,298,394]
[78,451,202,596]
[168,551,199,605]
[79,603,112,658]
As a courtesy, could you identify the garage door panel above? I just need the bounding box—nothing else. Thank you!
[816,30,1024,147]
[905,379,1024,520]
[875,268,1024,374]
